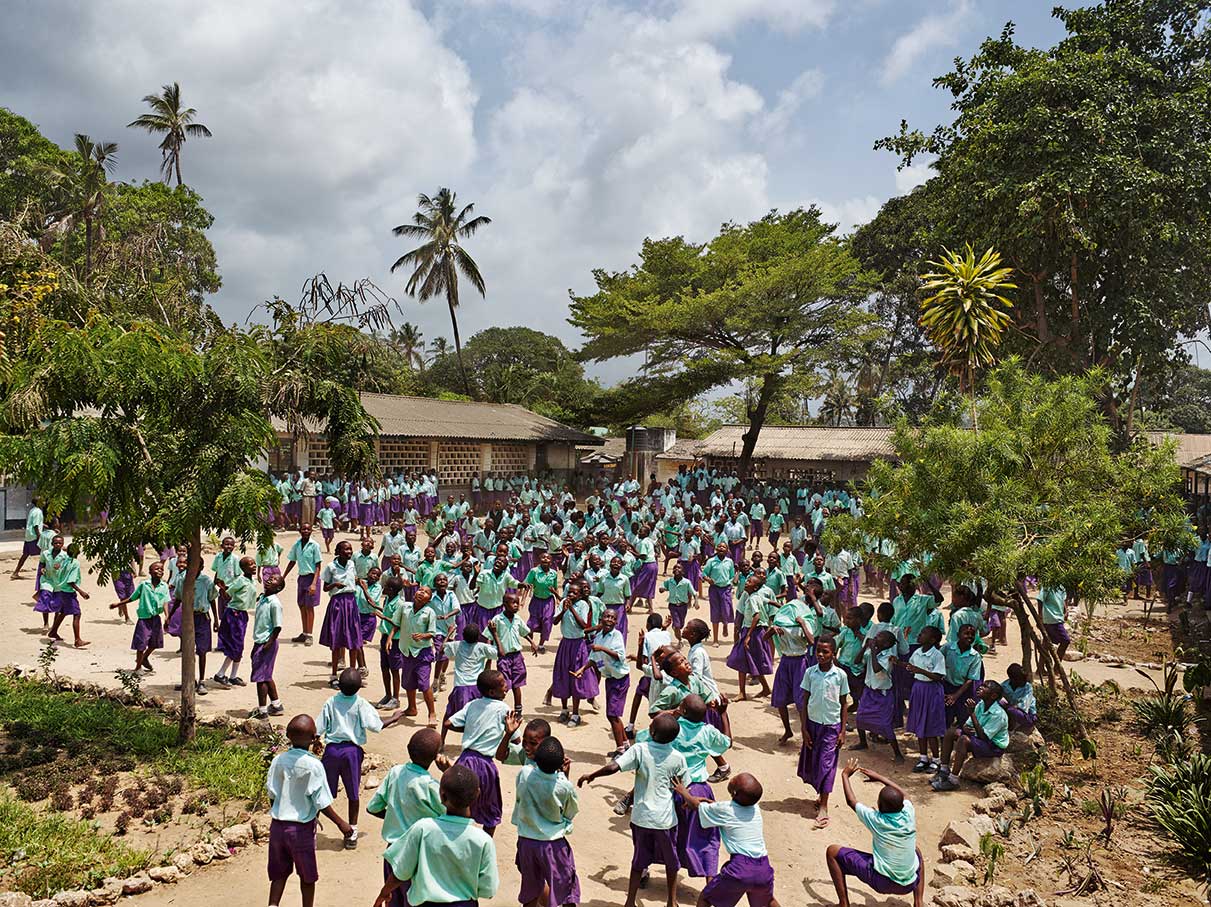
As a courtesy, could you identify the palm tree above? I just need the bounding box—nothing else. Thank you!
[819,372,855,427]
[126,82,212,187]
[42,135,119,279]
[919,244,1017,427]
[388,322,426,370]
[427,336,450,365]
[389,189,491,396]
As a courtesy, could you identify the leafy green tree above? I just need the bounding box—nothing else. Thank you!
[818,371,855,427]
[387,322,426,371]
[0,107,69,226]
[427,336,450,365]
[876,1,1211,423]
[40,135,119,280]
[824,360,1189,733]
[127,82,212,188]
[390,189,491,396]
[0,314,376,742]
[570,208,876,475]
[1139,364,1211,435]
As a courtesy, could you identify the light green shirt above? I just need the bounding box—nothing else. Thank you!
[385,815,499,903]
[969,700,1009,750]
[449,697,510,756]
[266,748,333,823]
[698,801,767,858]
[224,574,257,612]
[801,663,851,726]
[615,740,687,830]
[131,580,170,620]
[559,598,592,639]
[252,594,283,645]
[703,556,736,588]
[211,551,240,586]
[399,604,436,656]
[318,692,383,746]
[489,612,530,655]
[24,506,43,542]
[942,643,982,687]
[1038,586,1067,624]
[891,592,937,639]
[855,800,918,887]
[444,640,497,687]
[512,764,579,841]
[662,576,694,605]
[477,569,517,609]
[595,572,631,605]
[366,763,443,846]
[524,567,559,599]
[287,538,323,576]
[44,551,80,593]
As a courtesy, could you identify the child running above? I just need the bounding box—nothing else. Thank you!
[115,561,169,673]
[488,589,537,715]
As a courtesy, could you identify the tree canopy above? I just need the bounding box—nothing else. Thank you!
[570,207,877,472]
[875,0,1211,423]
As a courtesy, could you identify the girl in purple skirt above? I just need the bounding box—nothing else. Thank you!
[440,625,498,729]
[667,694,731,879]
[214,556,257,687]
[114,562,170,674]
[703,543,737,645]
[521,552,560,652]
[727,574,774,701]
[660,563,696,639]
[551,581,597,727]
[319,541,363,689]
[903,626,946,774]
[768,596,815,744]
[628,526,659,613]
[798,636,850,829]
[853,631,904,762]
[444,670,511,835]
[579,607,629,755]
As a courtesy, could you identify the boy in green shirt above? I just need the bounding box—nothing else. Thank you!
[933,681,1009,792]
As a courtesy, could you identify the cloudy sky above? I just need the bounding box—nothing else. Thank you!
[2,0,1064,381]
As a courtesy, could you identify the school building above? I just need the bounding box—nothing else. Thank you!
[1149,432,1211,521]
[686,425,896,483]
[268,392,601,491]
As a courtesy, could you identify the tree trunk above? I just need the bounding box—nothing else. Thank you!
[448,300,472,398]
[174,151,183,188]
[84,214,93,280]
[1013,586,1087,739]
[1125,359,1143,437]
[738,373,778,478]
[177,524,202,743]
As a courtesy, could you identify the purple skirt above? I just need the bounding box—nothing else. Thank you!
[771,653,807,709]
[443,684,482,720]
[296,574,319,609]
[114,572,134,601]
[131,615,164,652]
[857,688,896,739]
[251,640,278,682]
[670,603,688,629]
[165,600,183,637]
[217,608,250,660]
[527,596,554,638]
[359,612,379,645]
[681,559,702,588]
[318,592,362,650]
[498,651,527,689]
[1045,621,1070,645]
[1136,564,1154,586]
[798,719,842,792]
[631,561,658,599]
[1189,561,1208,595]
[701,854,775,907]
[551,637,598,700]
[675,781,719,877]
[729,542,745,564]
[456,749,502,829]
[631,824,680,873]
[401,647,434,691]
[34,587,54,614]
[1007,705,1038,732]
[708,586,734,624]
[906,680,947,739]
[605,674,630,718]
[51,591,80,616]
[726,626,773,676]
[516,837,580,907]
[1163,563,1183,596]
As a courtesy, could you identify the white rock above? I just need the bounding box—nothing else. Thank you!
[220,824,252,848]
[120,875,153,896]
[940,820,982,851]
[251,814,272,842]
[962,755,1014,783]
[972,796,1005,814]
[51,891,89,907]
[940,844,978,864]
[950,860,977,880]
[966,815,997,839]
[932,885,978,907]
[931,864,961,888]
[0,893,31,907]
[171,853,194,874]
[148,866,183,884]
[363,775,381,791]
[984,783,1019,803]
[190,842,216,865]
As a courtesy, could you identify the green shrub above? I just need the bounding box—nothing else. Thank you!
[1147,753,1211,882]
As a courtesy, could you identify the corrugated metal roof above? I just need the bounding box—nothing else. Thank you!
[1146,432,1211,468]
[696,425,896,461]
[275,393,602,445]
[579,437,626,463]
[655,439,704,461]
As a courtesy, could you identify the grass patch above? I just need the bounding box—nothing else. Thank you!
[0,794,151,897]
[0,675,266,803]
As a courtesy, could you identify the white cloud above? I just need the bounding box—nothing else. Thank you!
[670,0,836,38]
[894,161,933,194]
[880,0,972,86]
[755,68,825,139]
[813,195,882,233]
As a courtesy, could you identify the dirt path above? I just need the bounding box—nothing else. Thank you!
[0,531,1148,907]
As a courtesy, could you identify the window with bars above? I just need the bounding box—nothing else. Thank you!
[380,438,431,474]
[307,436,331,474]
[438,441,483,486]
[490,442,530,476]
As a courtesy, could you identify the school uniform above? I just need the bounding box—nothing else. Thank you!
[174,574,217,654]
[471,568,516,631]
[217,574,256,661]
[523,566,559,639]
[616,740,689,874]
[963,700,1009,758]
[384,814,499,906]
[551,599,598,701]
[835,800,921,895]
[1039,586,1070,644]
[855,649,897,740]
[513,764,581,907]
[449,697,511,829]
[356,581,383,646]
[379,595,406,674]
[287,538,323,609]
[318,692,384,803]
[400,603,437,692]
[798,663,850,793]
[43,550,82,616]
[697,800,777,907]
[942,643,983,727]
[265,747,334,883]
[726,588,774,676]
[250,594,283,683]
[489,612,531,691]
[129,580,170,651]
[770,600,812,709]
[661,717,730,877]
[905,646,947,740]
[703,556,736,623]
[591,628,630,718]
[442,640,497,718]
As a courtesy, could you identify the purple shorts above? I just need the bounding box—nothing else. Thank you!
[401,648,434,691]
[700,854,776,907]
[516,837,580,907]
[498,651,527,690]
[709,586,734,624]
[383,860,410,907]
[381,636,404,671]
[22,539,40,557]
[296,574,319,609]
[51,591,80,616]
[963,731,1006,759]
[1045,621,1070,645]
[605,674,630,719]
[267,818,318,883]
[456,749,502,829]
[322,741,363,802]
[631,823,680,872]
[192,610,212,655]
[251,640,278,683]
[669,602,688,629]
[835,846,920,895]
[131,615,164,652]
[1006,706,1037,732]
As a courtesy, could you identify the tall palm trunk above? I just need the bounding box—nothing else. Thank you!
[448,299,471,397]
[174,149,183,188]
[84,214,93,280]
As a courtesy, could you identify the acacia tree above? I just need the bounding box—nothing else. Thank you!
[876,1,1211,423]
[570,208,877,475]
[0,314,376,742]
[823,360,1188,735]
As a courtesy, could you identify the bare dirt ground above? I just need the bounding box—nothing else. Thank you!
[0,531,1195,907]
